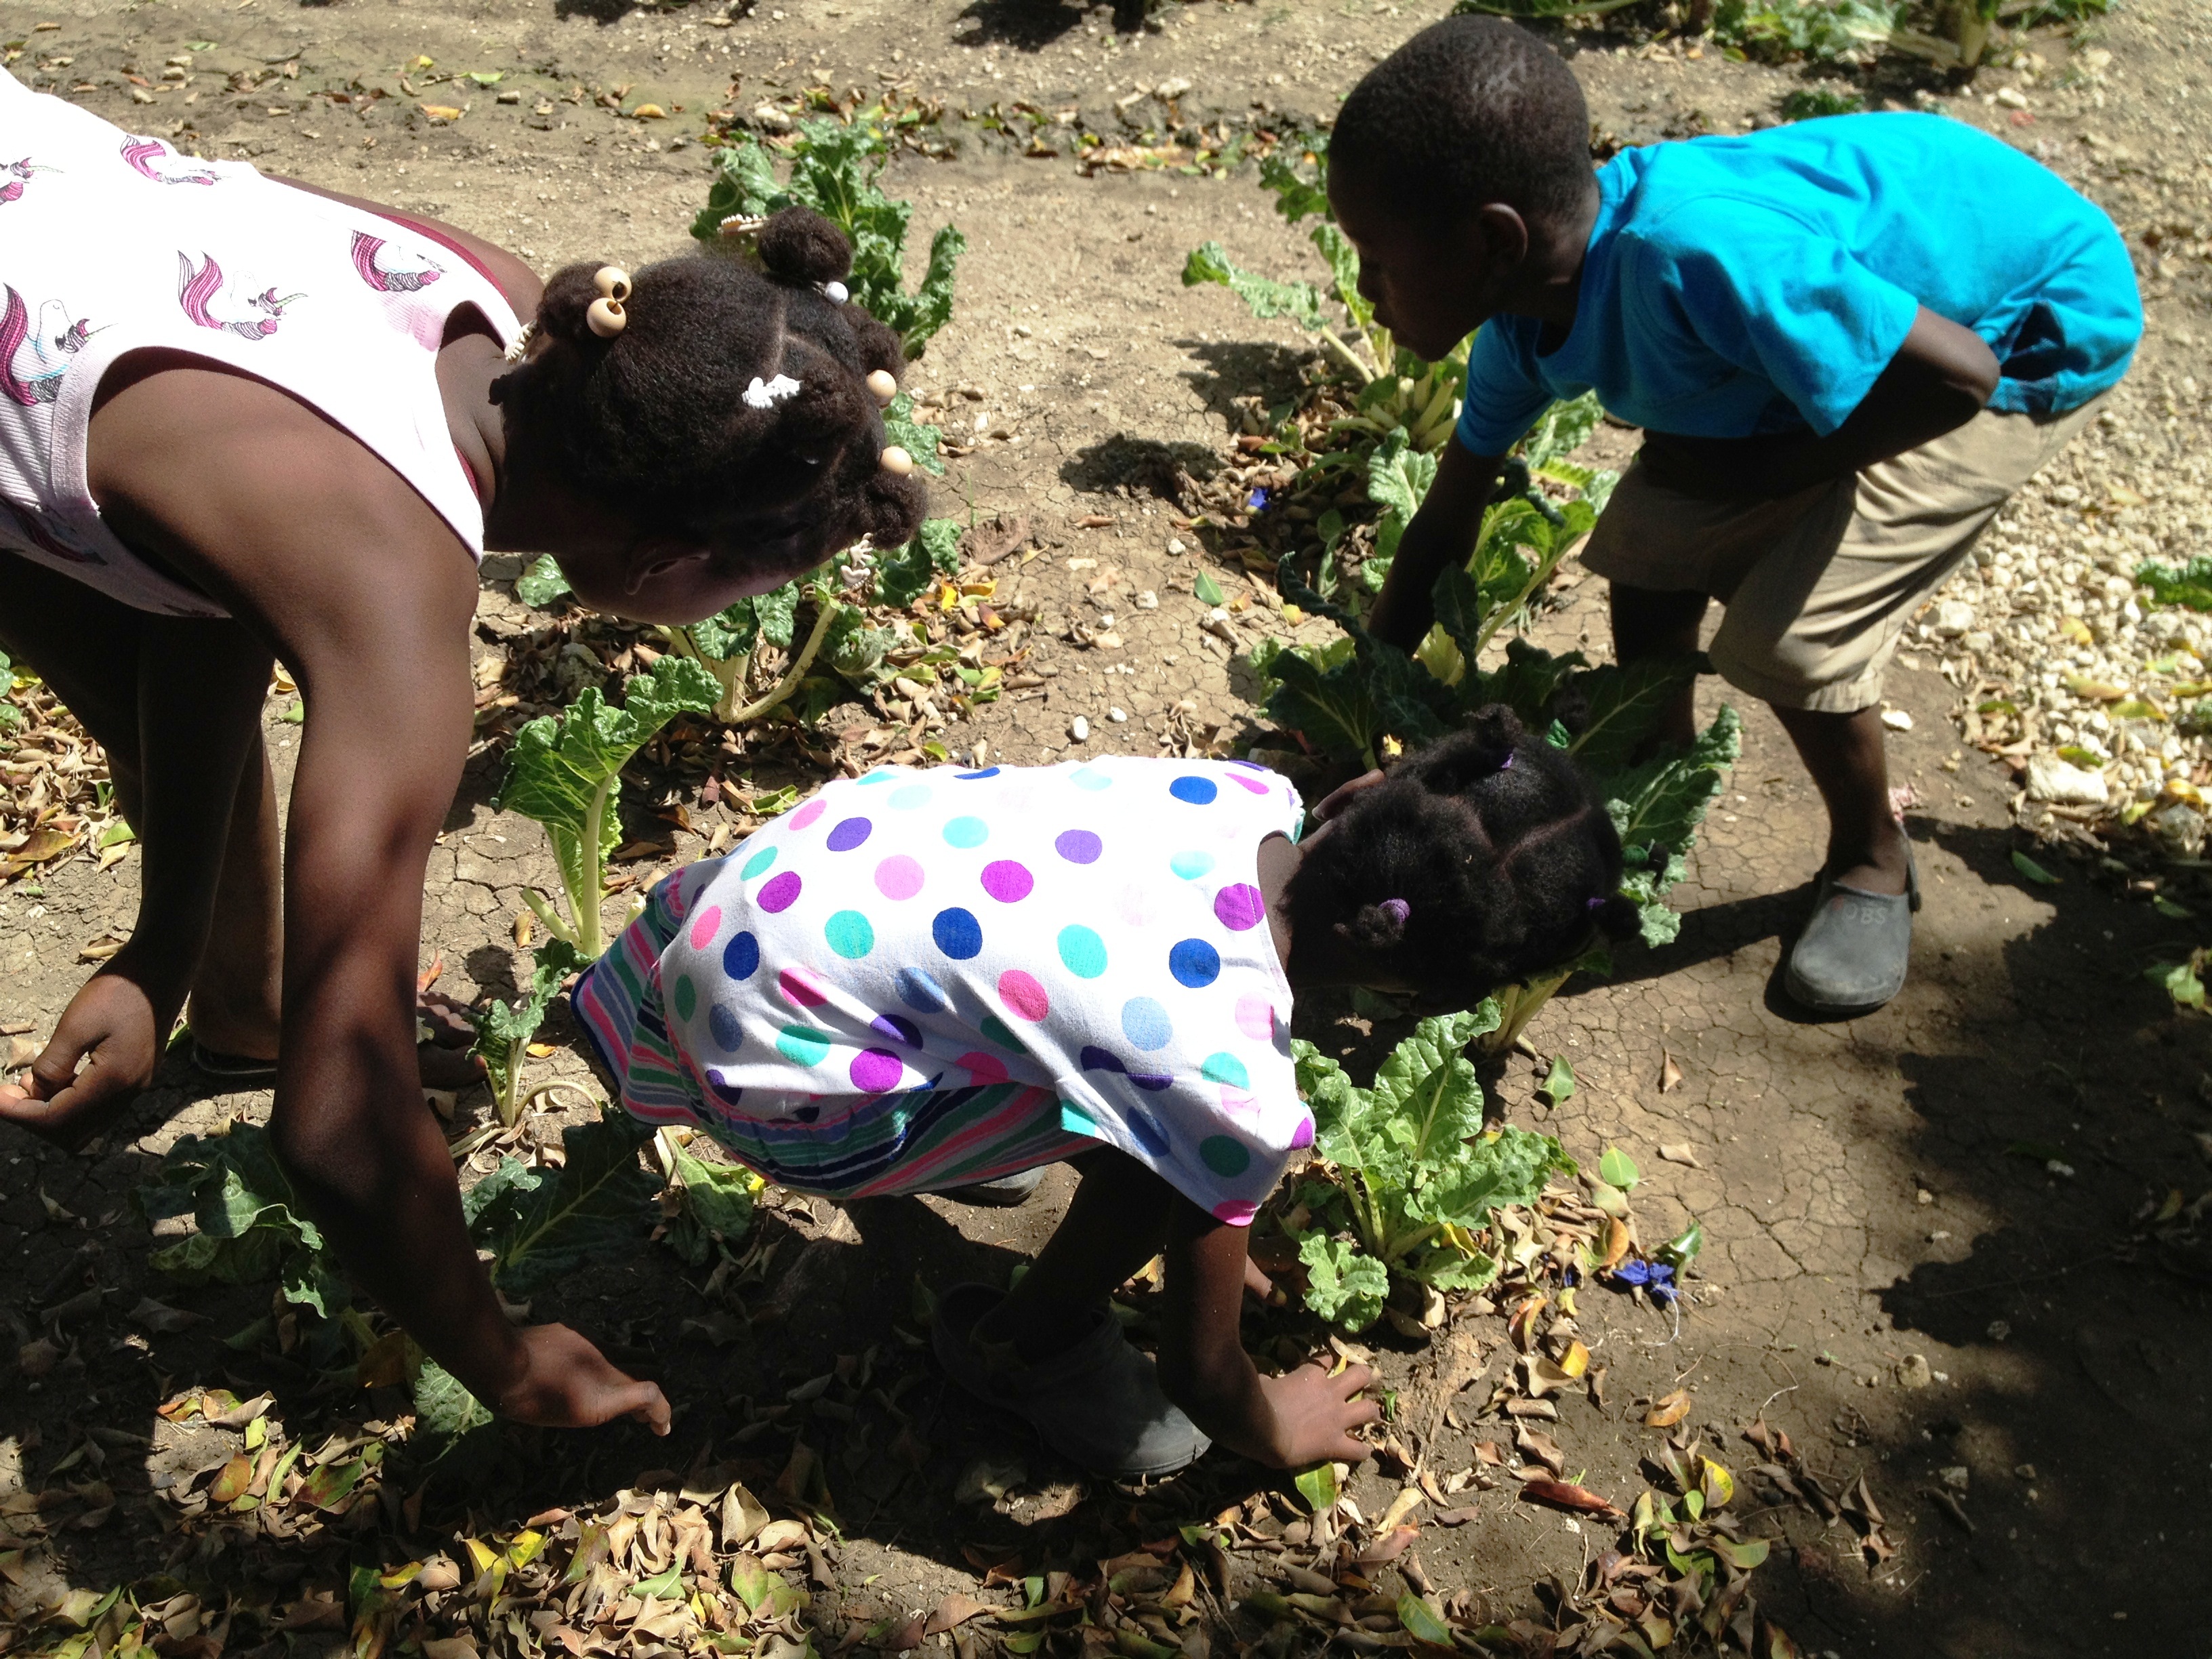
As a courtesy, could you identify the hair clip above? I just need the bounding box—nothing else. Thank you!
[865,369,898,408]
[1498,751,1515,771]
[879,445,915,476]
[1379,898,1411,926]
[821,279,850,304]
[717,214,768,239]
[1586,895,1607,913]
[501,321,537,365]
[587,266,632,339]
[743,373,803,409]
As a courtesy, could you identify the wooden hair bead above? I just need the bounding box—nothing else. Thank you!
[865,369,898,408]
[593,266,632,302]
[879,445,914,477]
[587,295,628,338]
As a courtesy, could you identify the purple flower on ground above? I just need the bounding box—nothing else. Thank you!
[1606,1257,1678,1305]
[1246,487,1270,512]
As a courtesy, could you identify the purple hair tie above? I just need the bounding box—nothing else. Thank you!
[1379,898,1411,926]
[1498,751,1514,771]
[1587,895,1607,913]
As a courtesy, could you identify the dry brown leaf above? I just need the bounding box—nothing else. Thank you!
[1644,1389,1693,1429]
[127,1297,205,1335]
[1517,1477,1624,1520]
[924,1594,991,1636]
[1657,1143,1704,1168]
[1659,1051,1683,1093]
[1513,1426,1565,1476]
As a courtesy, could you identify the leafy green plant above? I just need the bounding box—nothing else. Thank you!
[650,1128,763,1266]
[1452,0,1902,60]
[693,111,966,358]
[495,655,719,959]
[1182,134,1467,470]
[1779,85,1867,119]
[1287,1010,1578,1330]
[2137,555,2212,613]
[469,939,588,1127]
[139,1112,663,1430]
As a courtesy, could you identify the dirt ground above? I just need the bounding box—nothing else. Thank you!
[6,0,2212,1654]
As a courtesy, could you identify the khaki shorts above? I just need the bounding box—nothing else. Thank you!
[1579,396,2106,714]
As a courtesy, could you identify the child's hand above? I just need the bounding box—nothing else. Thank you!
[1254,1360,1381,1469]
[494,1323,672,1434]
[0,965,171,1147]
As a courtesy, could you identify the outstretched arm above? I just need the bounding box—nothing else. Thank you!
[1158,1200,1380,1469]
[1364,434,1505,654]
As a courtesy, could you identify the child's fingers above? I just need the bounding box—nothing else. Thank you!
[625,1381,674,1436]
[1242,1256,1276,1301]
[1328,1361,1378,1399]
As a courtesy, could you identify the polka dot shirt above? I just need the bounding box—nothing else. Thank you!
[592,756,1309,1225]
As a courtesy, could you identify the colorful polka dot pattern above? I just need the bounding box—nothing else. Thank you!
[607,756,1307,1227]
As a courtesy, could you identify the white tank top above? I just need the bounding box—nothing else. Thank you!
[0,70,522,617]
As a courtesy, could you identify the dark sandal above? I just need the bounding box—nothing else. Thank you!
[1784,850,1920,1018]
[188,1039,280,1086]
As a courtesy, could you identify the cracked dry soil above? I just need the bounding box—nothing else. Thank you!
[5,0,2212,1654]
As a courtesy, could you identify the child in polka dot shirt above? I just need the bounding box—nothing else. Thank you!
[575,710,1635,1476]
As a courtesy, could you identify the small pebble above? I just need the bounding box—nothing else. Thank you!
[1108,707,1128,722]
[1069,716,1090,742]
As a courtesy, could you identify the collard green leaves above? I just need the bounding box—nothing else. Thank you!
[465,1114,661,1296]
[1181,241,1326,331]
[495,655,717,955]
[693,116,966,357]
[137,1122,331,1309]
[1289,1013,1574,1328]
[874,518,964,611]
[470,939,588,1126]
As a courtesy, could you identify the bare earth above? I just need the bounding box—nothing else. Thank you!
[5,1,2211,1655]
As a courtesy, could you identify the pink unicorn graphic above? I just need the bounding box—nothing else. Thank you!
[177,253,303,340]
[119,134,220,186]
[0,285,98,407]
[0,157,60,206]
[350,230,444,294]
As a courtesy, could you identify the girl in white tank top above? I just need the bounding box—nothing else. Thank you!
[0,67,929,1435]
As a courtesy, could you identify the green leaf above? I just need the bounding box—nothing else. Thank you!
[2010,848,2062,886]
[1656,1223,1703,1269]
[882,389,946,477]
[1559,654,1703,774]
[661,1141,760,1266]
[470,939,588,1116]
[1295,1231,1390,1330]
[1193,570,1226,607]
[2137,556,2212,613]
[516,554,573,608]
[1597,1147,1641,1190]
[1397,1594,1452,1646]
[874,518,963,609]
[2154,895,2194,920]
[1292,1462,1339,1515]
[2154,957,2208,1011]
[138,1122,331,1306]
[1538,1055,1575,1106]
[411,1356,493,1438]
[494,655,718,937]
[634,1565,685,1601]
[467,1113,661,1294]
[1181,240,1325,331]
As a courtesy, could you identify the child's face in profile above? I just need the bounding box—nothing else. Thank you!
[1328,167,1509,364]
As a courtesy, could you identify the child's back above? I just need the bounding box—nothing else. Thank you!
[1459,112,2138,456]
[577,756,1309,1221]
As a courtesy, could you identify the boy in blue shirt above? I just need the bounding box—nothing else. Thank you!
[1335,16,2139,1016]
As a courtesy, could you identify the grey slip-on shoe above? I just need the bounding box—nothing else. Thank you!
[1784,851,1921,1018]
[932,1282,1210,1479]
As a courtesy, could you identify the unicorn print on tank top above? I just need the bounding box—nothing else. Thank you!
[119,134,219,186]
[176,252,303,341]
[1,284,99,406]
[349,231,443,295]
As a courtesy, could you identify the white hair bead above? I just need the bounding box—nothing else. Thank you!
[822,279,849,305]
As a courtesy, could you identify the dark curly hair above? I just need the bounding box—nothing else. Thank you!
[1286,705,1637,1006]
[1331,15,1593,230]
[491,207,926,573]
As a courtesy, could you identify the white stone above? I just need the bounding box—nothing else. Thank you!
[1153,76,1193,100]
[1108,707,1128,723]
[1880,707,1914,732]
[1069,716,1090,742]
[1935,598,1975,637]
[2025,752,2109,805]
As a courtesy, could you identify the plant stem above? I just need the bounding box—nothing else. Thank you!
[1315,325,1378,385]
[577,776,613,960]
[729,600,842,726]
[521,888,577,949]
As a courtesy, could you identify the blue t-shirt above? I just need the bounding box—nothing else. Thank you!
[1456,112,2142,455]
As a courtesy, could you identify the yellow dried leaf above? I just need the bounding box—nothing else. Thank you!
[420,103,462,121]
[209,1456,253,1504]
[1556,1339,1589,1379]
[1643,1388,1693,1429]
[1508,1294,1547,1354]
[463,1536,499,1576]
[2058,616,2095,646]
[632,102,666,119]
[1599,1218,1632,1271]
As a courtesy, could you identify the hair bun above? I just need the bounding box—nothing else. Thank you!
[534,262,610,347]
[756,207,853,287]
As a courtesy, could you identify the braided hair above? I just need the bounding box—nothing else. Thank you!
[1286,706,1639,1006]
[491,207,925,574]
